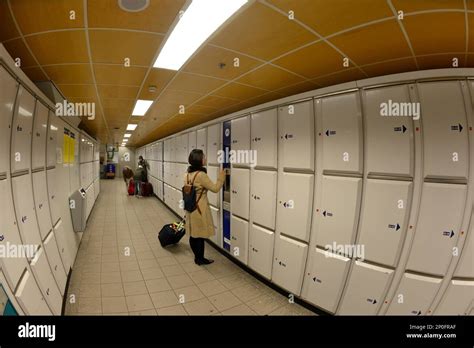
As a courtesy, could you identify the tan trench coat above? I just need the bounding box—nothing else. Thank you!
[184,170,225,238]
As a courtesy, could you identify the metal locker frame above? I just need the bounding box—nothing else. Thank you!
[11,86,35,174]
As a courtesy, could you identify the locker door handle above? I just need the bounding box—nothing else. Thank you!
[46,288,50,296]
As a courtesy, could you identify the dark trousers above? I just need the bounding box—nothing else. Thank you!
[189,236,205,261]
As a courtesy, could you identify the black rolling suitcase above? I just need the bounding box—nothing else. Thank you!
[158,221,185,247]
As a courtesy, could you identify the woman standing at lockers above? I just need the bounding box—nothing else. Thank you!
[184,149,225,265]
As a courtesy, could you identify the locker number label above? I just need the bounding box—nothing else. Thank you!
[233,247,240,257]
[283,200,294,209]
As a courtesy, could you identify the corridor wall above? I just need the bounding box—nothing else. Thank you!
[0,44,100,315]
[138,68,474,315]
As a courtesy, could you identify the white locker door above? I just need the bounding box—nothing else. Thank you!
[197,128,206,151]
[230,215,249,265]
[277,172,314,242]
[251,108,277,169]
[12,174,42,248]
[11,86,35,173]
[180,134,189,162]
[164,139,171,162]
[320,92,362,174]
[46,113,58,167]
[32,171,53,240]
[157,180,163,200]
[407,183,466,276]
[278,101,314,171]
[250,170,277,230]
[163,162,171,184]
[272,235,308,296]
[418,81,468,180]
[157,142,163,161]
[303,248,350,313]
[231,115,250,155]
[157,161,163,181]
[0,66,18,174]
[338,261,394,315]
[316,176,362,248]
[231,167,250,220]
[54,220,72,273]
[454,211,473,278]
[249,224,274,279]
[43,231,67,295]
[358,179,412,267]
[387,272,442,315]
[15,270,52,315]
[188,131,197,151]
[30,247,62,315]
[47,168,61,224]
[0,178,28,287]
[364,85,414,177]
[435,280,474,315]
[170,137,176,162]
[207,166,220,208]
[207,124,220,165]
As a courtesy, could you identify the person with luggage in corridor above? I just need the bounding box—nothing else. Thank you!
[133,164,147,198]
[138,155,149,179]
[184,149,225,265]
[122,166,134,191]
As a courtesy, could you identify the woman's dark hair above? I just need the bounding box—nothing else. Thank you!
[187,149,207,173]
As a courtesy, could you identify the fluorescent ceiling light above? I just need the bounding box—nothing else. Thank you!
[132,100,153,116]
[124,133,132,138]
[123,139,129,142]
[153,0,247,70]
[127,124,138,131]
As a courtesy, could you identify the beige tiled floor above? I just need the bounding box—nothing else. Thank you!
[65,179,315,316]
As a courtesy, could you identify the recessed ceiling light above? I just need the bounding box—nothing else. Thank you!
[123,138,129,142]
[118,0,149,12]
[153,0,247,71]
[124,133,131,138]
[132,100,153,116]
[127,124,137,131]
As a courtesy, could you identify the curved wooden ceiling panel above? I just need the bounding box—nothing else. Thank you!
[0,0,472,146]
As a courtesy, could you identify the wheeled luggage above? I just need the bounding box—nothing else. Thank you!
[128,179,135,195]
[158,221,185,247]
[141,182,153,197]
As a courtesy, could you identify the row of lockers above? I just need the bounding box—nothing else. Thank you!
[0,61,101,316]
[80,161,100,189]
[143,154,474,315]
[153,159,469,277]
[79,136,99,164]
[138,77,473,315]
[150,81,469,181]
